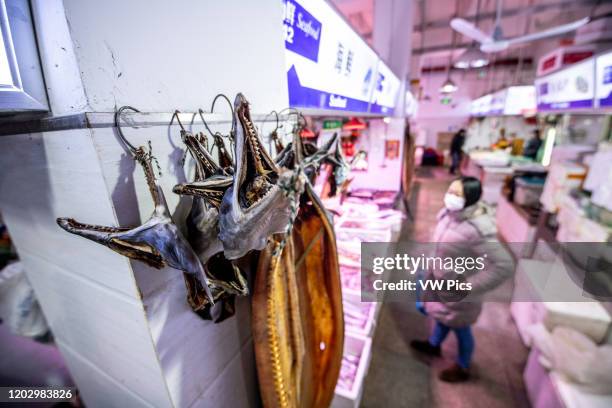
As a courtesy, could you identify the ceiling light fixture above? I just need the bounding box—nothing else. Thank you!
[440,78,458,94]
[440,0,460,94]
[454,46,490,69]
[453,0,489,69]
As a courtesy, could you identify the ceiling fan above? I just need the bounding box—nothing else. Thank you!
[450,0,591,53]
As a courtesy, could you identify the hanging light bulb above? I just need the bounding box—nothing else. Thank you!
[440,78,458,94]
[454,46,490,69]
[453,0,488,69]
[440,0,460,95]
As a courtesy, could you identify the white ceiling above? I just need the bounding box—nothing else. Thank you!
[331,0,611,71]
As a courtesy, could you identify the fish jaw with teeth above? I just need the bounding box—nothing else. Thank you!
[218,94,294,260]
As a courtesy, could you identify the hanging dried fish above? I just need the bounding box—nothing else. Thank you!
[270,129,285,156]
[318,133,351,197]
[253,170,343,408]
[212,133,234,173]
[173,129,247,322]
[217,94,299,260]
[57,111,214,307]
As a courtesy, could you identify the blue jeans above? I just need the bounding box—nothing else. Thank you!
[429,321,474,369]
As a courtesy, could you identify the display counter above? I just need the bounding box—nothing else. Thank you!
[525,349,612,408]
[324,189,402,408]
[463,151,546,205]
[496,195,538,258]
[332,333,373,408]
[511,259,611,345]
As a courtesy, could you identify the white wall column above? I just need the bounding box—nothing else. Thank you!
[0,1,288,407]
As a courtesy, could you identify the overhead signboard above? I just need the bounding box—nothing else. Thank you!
[470,94,492,117]
[370,60,401,115]
[595,51,612,108]
[283,0,379,113]
[535,58,595,111]
[282,0,400,115]
[471,86,536,116]
[503,86,536,115]
[488,89,507,116]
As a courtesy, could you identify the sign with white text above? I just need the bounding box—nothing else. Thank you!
[283,0,379,113]
[503,86,536,115]
[282,0,400,114]
[370,60,401,115]
[489,89,507,116]
[470,94,492,116]
[535,59,595,111]
[596,51,612,108]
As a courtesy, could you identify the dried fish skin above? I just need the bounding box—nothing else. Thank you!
[172,131,248,320]
[218,94,296,260]
[57,146,213,304]
[253,185,344,408]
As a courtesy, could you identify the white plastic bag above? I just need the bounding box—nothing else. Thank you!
[529,324,612,394]
[0,262,49,338]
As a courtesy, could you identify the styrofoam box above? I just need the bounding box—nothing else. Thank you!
[343,290,376,338]
[510,301,543,347]
[332,333,373,408]
[551,372,612,408]
[525,347,612,408]
[496,195,536,257]
[513,259,612,343]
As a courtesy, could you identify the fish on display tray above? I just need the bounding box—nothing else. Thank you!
[336,354,361,391]
[342,298,375,333]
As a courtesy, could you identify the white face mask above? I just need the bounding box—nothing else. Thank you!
[444,193,465,211]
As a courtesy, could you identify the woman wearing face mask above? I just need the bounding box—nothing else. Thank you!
[411,176,514,382]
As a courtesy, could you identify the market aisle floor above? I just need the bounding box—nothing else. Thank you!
[360,167,531,408]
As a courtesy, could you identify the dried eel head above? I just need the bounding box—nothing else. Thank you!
[57,146,214,304]
[218,93,297,260]
[173,130,248,321]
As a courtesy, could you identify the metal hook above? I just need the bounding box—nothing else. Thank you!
[114,105,141,155]
[170,110,186,132]
[261,110,280,135]
[197,108,217,139]
[277,107,306,131]
[210,93,235,136]
[260,110,281,152]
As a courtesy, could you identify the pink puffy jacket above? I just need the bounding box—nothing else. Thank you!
[424,202,514,328]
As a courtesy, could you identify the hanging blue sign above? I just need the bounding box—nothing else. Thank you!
[283,0,322,63]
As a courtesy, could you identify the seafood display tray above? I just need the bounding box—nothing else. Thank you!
[343,289,377,338]
[331,333,373,408]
